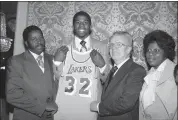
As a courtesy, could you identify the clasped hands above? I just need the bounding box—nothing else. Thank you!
[54,46,105,68]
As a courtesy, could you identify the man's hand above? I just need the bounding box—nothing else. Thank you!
[54,46,69,62]
[90,101,99,112]
[46,102,58,115]
[90,49,105,68]
[42,102,58,118]
[42,110,53,119]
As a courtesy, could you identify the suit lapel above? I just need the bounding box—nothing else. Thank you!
[44,53,50,73]
[24,51,39,67]
[72,37,78,51]
[24,51,50,74]
[23,51,44,76]
[156,60,176,116]
[157,59,175,86]
[102,59,133,99]
[90,38,101,50]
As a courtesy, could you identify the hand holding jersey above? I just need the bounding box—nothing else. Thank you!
[45,102,58,114]
[90,49,105,68]
[43,103,58,118]
[54,46,69,62]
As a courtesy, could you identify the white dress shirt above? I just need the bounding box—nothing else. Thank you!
[75,36,90,51]
[29,51,44,73]
[113,58,130,76]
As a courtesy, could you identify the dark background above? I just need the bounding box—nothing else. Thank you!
[0,2,17,120]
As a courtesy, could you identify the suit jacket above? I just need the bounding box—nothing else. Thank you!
[139,59,177,120]
[98,58,146,120]
[54,36,111,84]
[6,51,58,120]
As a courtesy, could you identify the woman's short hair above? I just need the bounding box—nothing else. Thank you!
[143,30,175,61]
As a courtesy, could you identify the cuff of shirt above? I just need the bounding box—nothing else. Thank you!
[53,59,62,66]
[99,64,106,73]
[97,103,100,113]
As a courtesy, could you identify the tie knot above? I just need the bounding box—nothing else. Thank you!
[111,66,118,73]
[37,55,43,61]
[80,40,87,52]
[80,40,86,47]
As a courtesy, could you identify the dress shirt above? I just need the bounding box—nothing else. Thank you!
[113,58,130,76]
[29,50,44,73]
[75,36,90,51]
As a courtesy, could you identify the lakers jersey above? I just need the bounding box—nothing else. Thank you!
[54,45,102,120]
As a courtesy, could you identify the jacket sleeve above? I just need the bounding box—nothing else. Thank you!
[173,111,177,120]
[99,67,146,116]
[6,57,46,117]
[53,60,63,81]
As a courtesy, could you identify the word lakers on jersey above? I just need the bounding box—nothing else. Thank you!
[54,45,102,120]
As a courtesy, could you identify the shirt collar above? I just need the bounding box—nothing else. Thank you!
[150,58,168,73]
[75,36,90,50]
[29,50,44,60]
[146,59,168,83]
[115,58,130,70]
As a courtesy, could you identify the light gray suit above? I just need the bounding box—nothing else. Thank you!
[6,51,57,120]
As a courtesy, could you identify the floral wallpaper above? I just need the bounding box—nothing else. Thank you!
[27,2,177,70]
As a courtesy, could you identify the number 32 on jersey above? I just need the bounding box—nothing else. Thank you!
[64,76,92,97]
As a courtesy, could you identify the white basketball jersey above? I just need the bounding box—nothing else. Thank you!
[54,45,102,120]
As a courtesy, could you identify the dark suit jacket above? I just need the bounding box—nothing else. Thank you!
[6,51,57,120]
[98,58,146,120]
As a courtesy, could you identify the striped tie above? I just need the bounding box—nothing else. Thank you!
[36,55,44,68]
[80,40,87,52]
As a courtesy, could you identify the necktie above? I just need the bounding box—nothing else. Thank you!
[36,55,44,68]
[80,40,87,52]
[107,66,118,84]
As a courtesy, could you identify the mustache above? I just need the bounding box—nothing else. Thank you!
[36,44,45,47]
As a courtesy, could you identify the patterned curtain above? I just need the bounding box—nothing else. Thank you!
[27,2,177,69]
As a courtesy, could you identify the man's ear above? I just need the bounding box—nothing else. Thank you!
[24,41,28,50]
[127,46,132,55]
[89,25,92,34]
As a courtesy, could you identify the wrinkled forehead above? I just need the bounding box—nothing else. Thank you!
[110,34,132,46]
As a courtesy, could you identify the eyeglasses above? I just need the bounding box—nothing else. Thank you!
[146,49,161,55]
[109,42,130,49]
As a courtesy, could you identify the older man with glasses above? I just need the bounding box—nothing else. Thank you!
[90,31,146,120]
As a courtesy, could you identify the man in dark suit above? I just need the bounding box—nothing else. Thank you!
[6,25,58,120]
[90,31,146,120]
